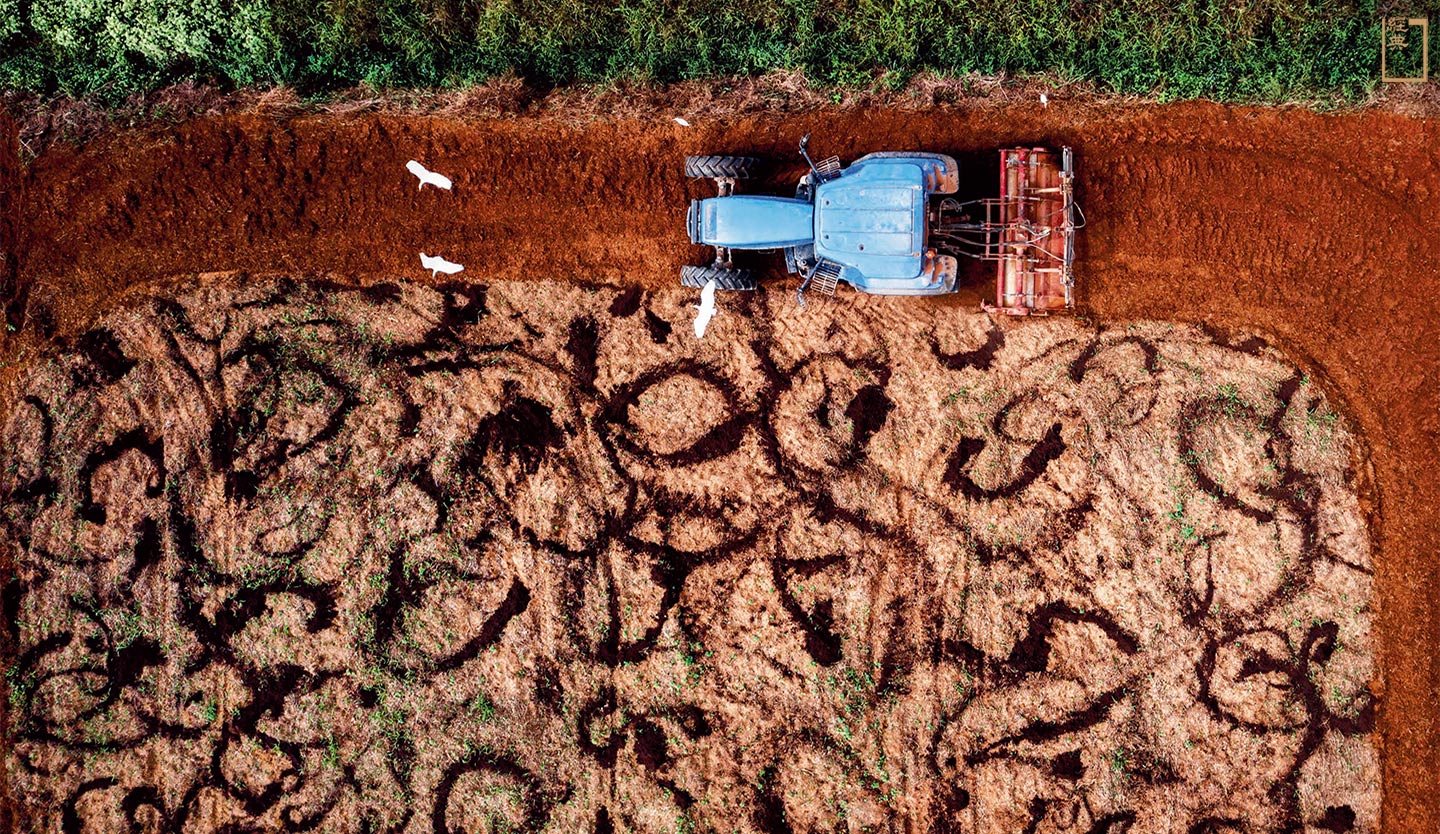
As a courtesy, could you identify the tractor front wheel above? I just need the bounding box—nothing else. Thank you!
[684,155,759,179]
[681,264,758,291]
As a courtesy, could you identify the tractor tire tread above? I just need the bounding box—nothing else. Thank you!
[680,265,759,291]
[684,155,759,179]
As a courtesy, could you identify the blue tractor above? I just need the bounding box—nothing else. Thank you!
[683,136,1081,314]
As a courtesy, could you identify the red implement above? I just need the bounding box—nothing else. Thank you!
[982,147,1079,315]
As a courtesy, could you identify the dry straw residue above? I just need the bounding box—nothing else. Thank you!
[0,277,1377,832]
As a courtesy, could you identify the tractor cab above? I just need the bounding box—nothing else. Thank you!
[807,152,960,295]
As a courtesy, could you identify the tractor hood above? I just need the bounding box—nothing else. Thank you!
[688,196,814,249]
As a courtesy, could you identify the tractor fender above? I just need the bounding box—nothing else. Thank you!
[851,152,960,194]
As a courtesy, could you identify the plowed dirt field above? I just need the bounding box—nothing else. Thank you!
[0,99,1437,832]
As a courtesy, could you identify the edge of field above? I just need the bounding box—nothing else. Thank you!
[5,70,1440,160]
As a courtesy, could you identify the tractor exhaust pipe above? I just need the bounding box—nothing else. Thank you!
[797,134,841,184]
[798,133,824,183]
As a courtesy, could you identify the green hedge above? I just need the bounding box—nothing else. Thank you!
[0,0,1419,102]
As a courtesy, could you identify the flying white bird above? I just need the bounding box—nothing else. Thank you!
[406,160,453,191]
[420,253,464,277]
[693,278,718,338]
[673,117,692,127]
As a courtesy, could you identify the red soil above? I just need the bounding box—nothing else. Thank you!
[1,98,1438,831]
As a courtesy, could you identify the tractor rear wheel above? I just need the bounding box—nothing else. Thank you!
[684,155,759,179]
[681,264,758,291]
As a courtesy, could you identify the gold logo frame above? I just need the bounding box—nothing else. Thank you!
[1382,16,1429,83]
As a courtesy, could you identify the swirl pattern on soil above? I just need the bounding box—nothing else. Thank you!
[0,277,1377,832]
